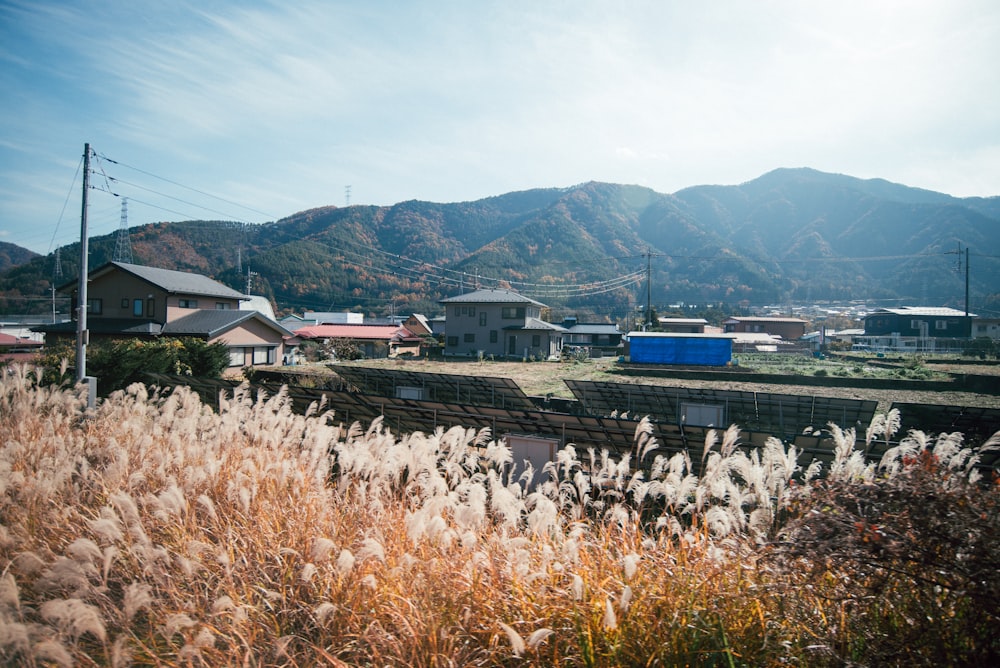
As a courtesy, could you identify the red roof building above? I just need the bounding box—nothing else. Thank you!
[294,324,422,358]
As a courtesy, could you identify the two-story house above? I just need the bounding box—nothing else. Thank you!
[36,261,295,370]
[561,317,623,357]
[723,316,807,340]
[439,288,565,359]
[863,307,972,339]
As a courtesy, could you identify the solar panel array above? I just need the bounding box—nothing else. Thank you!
[330,365,536,410]
[564,380,878,437]
[890,403,1000,446]
[143,373,997,476]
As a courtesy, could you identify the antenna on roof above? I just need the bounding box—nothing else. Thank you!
[113,197,133,263]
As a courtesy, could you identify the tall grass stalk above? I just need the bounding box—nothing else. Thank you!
[1,365,996,665]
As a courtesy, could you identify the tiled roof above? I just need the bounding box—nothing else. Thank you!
[657,318,708,325]
[60,262,246,300]
[503,317,567,332]
[724,316,808,323]
[873,307,973,317]
[294,324,413,340]
[440,288,546,307]
[0,333,43,347]
[566,323,621,334]
[33,318,163,335]
[163,310,292,338]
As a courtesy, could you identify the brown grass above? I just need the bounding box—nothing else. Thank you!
[1,364,997,666]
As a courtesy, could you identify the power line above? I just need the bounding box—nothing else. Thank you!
[95,152,278,220]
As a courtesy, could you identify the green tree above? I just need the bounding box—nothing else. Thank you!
[85,337,230,394]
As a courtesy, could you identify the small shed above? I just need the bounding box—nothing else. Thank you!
[626,332,733,366]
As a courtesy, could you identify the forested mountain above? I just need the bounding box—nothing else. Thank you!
[0,241,37,273]
[2,168,997,320]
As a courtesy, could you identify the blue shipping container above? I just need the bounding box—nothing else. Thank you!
[628,333,732,366]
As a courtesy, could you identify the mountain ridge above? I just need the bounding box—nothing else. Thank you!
[1,168,997,319]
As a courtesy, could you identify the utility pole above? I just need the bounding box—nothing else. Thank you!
[964,246,970,318]
[76,143,91,384]
[645,252,652,330]
[947,243,971,320]
[52,248,63,324]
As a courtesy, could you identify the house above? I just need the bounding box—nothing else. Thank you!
[723,316,807,340]
[403,313,434,337]
[278,311,364,330]
[971,317,1000,341]
[294,323,422,358]
[439,288,565,359]
[863,307,972,339]
[561,317,622,357]
[657,317,708,334]
[0,332,44,364]
[34,261,296,371]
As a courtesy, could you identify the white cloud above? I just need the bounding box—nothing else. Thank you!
[0,0,997,253]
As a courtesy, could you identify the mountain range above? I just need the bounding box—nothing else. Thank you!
[1,168,997,320]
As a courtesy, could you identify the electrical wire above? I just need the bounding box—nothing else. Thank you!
[95,152,278,220]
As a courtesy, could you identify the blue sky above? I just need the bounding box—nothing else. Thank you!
[2,1,998,255]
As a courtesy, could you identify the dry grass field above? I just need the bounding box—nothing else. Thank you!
[2,364,998,665]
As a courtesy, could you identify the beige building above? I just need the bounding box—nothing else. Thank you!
[37,261,296,370]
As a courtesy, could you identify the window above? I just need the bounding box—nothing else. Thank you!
[479,312,487,326]
[133,299,143,316]
[216,302,231,310]
[447,336,458,347]
[469,307,476,317]
[464,333,475,343]
[252,347,271,365]
[502,307,525,319]
[86,298,102,315]
[179,299,198,308]
[229,348,245,367]
[489,330,498,343]
[532,335,541,347]
[454,307,461,317]
[121,298,129,309]
[911,319,922,330]
[146,298,155,317]
[935,320,948,330]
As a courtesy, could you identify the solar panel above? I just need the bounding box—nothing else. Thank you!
[144,374,926,477]
[330,365,536,409]
[565,380,877,438]
[890,403,1000,446]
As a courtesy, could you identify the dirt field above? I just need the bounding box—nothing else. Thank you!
[321,356,1000,414]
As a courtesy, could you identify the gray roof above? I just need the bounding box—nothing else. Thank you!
[503,317,567,332]
[566,323,621,335]
[872,306,973,317]
[162,310,293,338]
[440,288,546,307]
[33,318,163,335]
[62,262,246,300]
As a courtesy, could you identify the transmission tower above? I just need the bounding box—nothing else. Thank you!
[345,185,351,206]
[53,248,63,282]
[113,197,133,263]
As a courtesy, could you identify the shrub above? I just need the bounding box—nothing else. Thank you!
[772,428,1000,665]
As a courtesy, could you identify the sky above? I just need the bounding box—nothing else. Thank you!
[1,0,999,256]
